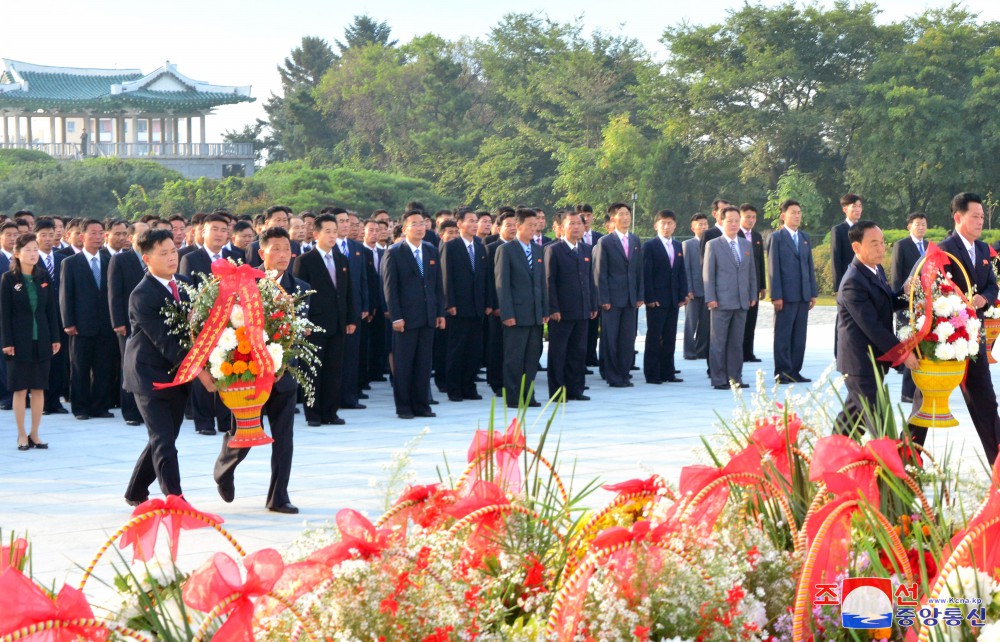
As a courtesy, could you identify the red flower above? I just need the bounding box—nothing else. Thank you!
[634,625,651,641]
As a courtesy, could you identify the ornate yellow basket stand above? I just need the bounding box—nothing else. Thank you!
[907,252,972,429]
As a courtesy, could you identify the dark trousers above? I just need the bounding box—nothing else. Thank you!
[108,337,122,409]
[341,329,361,405]
[306,329,345,423]
[774,301,809,378]
[0,358,10,405]
[644,305,679,382]
[446,316,482,399]
[433,327,447,392]
[709,308,746,387]
[367,313,387,380]
[835,373,882,438]
[547,318,587,398]
[117,335,142,423]
[215,385,296,508]
[125,387,189,501]
[743,298,759,359]
[600,306,637,386]
[909,344,1000,466]
[685,297,710,360]
[44,334,68,410]
[69,332,115,416]
[358,319,371,388]
[586,315,600,366]
[503,324,543,406]
[392,325,434,415]
[191,378,232,432]
[486,314,504,392]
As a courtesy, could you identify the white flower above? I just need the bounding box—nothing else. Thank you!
[216,327,238,351]
[933,296,955,318]
[915,315,927,329]
[208,347,227,369]
[897,325,914,341]
[935,342,957,361]
[968,317,982,338]
[229,304,245,328]
[952,337,969,361]
[266,342,284,368]
[935,321,955,341]
[940,565,996,602]
[947,294,964,314]
[979,622,1000,642]
[986,305,1000,319]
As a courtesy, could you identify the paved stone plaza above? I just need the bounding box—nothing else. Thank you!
[1,304,992,596]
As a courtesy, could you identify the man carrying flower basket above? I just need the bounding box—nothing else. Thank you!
[907,192,1000,466]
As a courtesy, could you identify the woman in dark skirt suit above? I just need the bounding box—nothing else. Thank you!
[1,233,61,450]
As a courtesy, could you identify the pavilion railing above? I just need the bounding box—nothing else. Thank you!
[0,141,253,159]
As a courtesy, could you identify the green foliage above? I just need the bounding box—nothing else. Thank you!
[764,167,826,230]
[0,149,56,180]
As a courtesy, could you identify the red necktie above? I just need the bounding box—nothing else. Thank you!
[169,279,180,302]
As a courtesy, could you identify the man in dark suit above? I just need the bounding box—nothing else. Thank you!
[326,207,370,410]
[293,213,357,426]
[108,221,150,426]
[383,210,446,419]
[908,194,1000,466]
[222,220,253,264]
[699,198,732,257]
[0,221,18,409]
[60,218,116,420]
[831,193,863,292]
[495,209,548,406]
[247,206,301,268]
[643,210,690,384]
[545,210,597,401]
[176,212,206,262]
[123,229,214,505]
[532,209,554,246]
[178,212,234,436]
[889,212,928,403]
[579,204,603,368]
[767,199,819,384]
[682,214,710,361]
[738,204,767,362]
[32,218,69,414]
[441,210,490,401]
[704,206,757,389]
[485,211,518,396]
[363,219,388,383]
[215,227,304,514]
[834,221,918,437]
[593,203,644,388]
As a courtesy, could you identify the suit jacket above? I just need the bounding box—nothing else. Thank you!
[533,234,554,247]
[178,247,222,284]
[740,229,766,293]
[292,248,356,333]
[0,252,10,273]
[545,240,597,320]
[441,237,489,317]
[767,228,818,303]
[1,270,60,360]
[176,244,199,261]
[223,245,247,265]
[836,258,906,376]
[59,249,113,336]
[831,221,853,291]
[272,270,309,393]
[248,239,300,268]
[582,230,603,247]
[122,274,192,396]
[496,239,547,326]
[593,232,643,308]
[700,224,724,257]
[682,237,704,297]
[55,245,78,257]
[938,232,999,318]
[382,241,445,328]
[38,251,66,293]
[335,238,370,316]
[362,245,383,314]
[485,239,507,310]
[643,237,688,308]
[703,235,757,310]
[889,237,924,291]
[108,249,146,333]
[423,228,440,249]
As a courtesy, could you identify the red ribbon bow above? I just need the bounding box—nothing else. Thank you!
[182,549,284,642]
[309,509,394,568]
[601,475,662,497]
[118,495,223,562]
[155,260,274,399]
[748,413,803,483]
[1,537,27,572]
[467,419,525,493]
[677,445,763,532]
[809,436,907,505]
[0,568,105,642]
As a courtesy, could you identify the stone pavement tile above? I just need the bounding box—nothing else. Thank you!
[0,309,994,598]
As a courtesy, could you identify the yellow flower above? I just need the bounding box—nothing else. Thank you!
[233,361,248,375]
[248,361,259,376]
[220,362,234,376]
[237,341,252,355]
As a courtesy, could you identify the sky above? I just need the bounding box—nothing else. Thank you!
[4,0,999,141]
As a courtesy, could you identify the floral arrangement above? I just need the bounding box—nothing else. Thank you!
[162,260,321,404]
[2,380,1000,642]
[894,243,981,362]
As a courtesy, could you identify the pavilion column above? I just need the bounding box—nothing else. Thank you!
[60,116,67,144]
[199,114,206,145]
[130,115,138,144]
[160,118,166,144]
[25,117,33,145]
[186,116,192,145]
[49,116,56,149]
[2,115,8,145]
[14,115,21,144]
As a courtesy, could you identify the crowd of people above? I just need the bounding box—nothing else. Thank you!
[2,190,999,510]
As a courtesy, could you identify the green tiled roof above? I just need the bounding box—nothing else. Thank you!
[0,61,253,113]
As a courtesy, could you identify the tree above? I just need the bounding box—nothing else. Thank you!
[336,15,397,54]
[764,167,825,231]
[223,121,267,166]
[278,36,338,88]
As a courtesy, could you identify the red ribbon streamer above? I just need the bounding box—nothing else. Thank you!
[154,260,274,400]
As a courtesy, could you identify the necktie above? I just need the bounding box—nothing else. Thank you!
[621,235,629,259]
[917,240,924,256]
[791,231,799,253]
[584,231,591,245]
[340,240,348,256]
[468,243,475,271]
[211,253,221,263]
[325,252,338,288]
[665,238,674,266]
[415,247,424,276]
[730,240,741,266]
[168,279,180,302]
[44,255,54,279]
[90,256,101,287]
[969,245,976,266]
[525,244,533,271]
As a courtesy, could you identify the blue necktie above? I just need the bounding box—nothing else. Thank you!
[730,240,741,266]
[90,256,101,287]
[45,254,55,280]
[468,243,475,271]
[917,240,924,256]
[525,244,533,271]
[414,247,424,276]
[791,231,799,253]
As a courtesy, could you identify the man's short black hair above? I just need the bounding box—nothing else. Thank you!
[437,219,458,233]
[848,220,879,244]
[191,212,208,226]
[575,204,593,214]
[137,229,175,254]
[265,205,292,220]
[721,205,740,218]
[405,201,425,214]
[477,211,493,221]
[259,226,291,246]
[14,209,34,219]
[456,209,478,222]
[314,213,337,230]
[168,213,187,224]
[496,210,515,226]
[712,198,731,211]
[690,212,708,223]
[401,209,424,225]
[80,218,103,231]
[779,199,800,213]
[203,213,229,226]
[34,217,56,232]
[319,206,347,217]
[607,202,630,215]
[0,221,18,234]
[951,192,984,214]
[906,212,928,225]
[105,218,126,231]
[739,203,758,214]
[515,208,537,226]
[840,193,862,207]
[655,209,677,222]
[233,220,253,234]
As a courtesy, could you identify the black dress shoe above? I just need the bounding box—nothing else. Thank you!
[645,379,663,385]
[734,382,749,388]
[793,376,812,383]
[197,428,216,436]
[125,420,142,426]
[465,393,483,400]
[448,395,464,402]
[269,503,299,514]
[428,399,439,405]
[415,411,437,418]
[45,406,69,415]
[28,437,48,449]
[324,417,346,425]
[294,407,301,414]
[358,393,369,400]
[528,400,541,407]
[775,375,795,384]
[0,404,12,411]
[342,403,366,410]
[218,479,235,503]
[74,415,90,421]
[398,413,415,419]
[17,443,30,451]
[584,369,594,374]
[94,412,114,419]
[371,376,388,382]
[125,496,148,507]
[307,420,322,427]
[664,378,684,383]
[713,384,730,390]
[568,394,591,401]
[609,382,629,388]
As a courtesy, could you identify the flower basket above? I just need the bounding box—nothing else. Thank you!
[908,358,966,427]
[985,315,1000,364]
[220,382,273,447]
